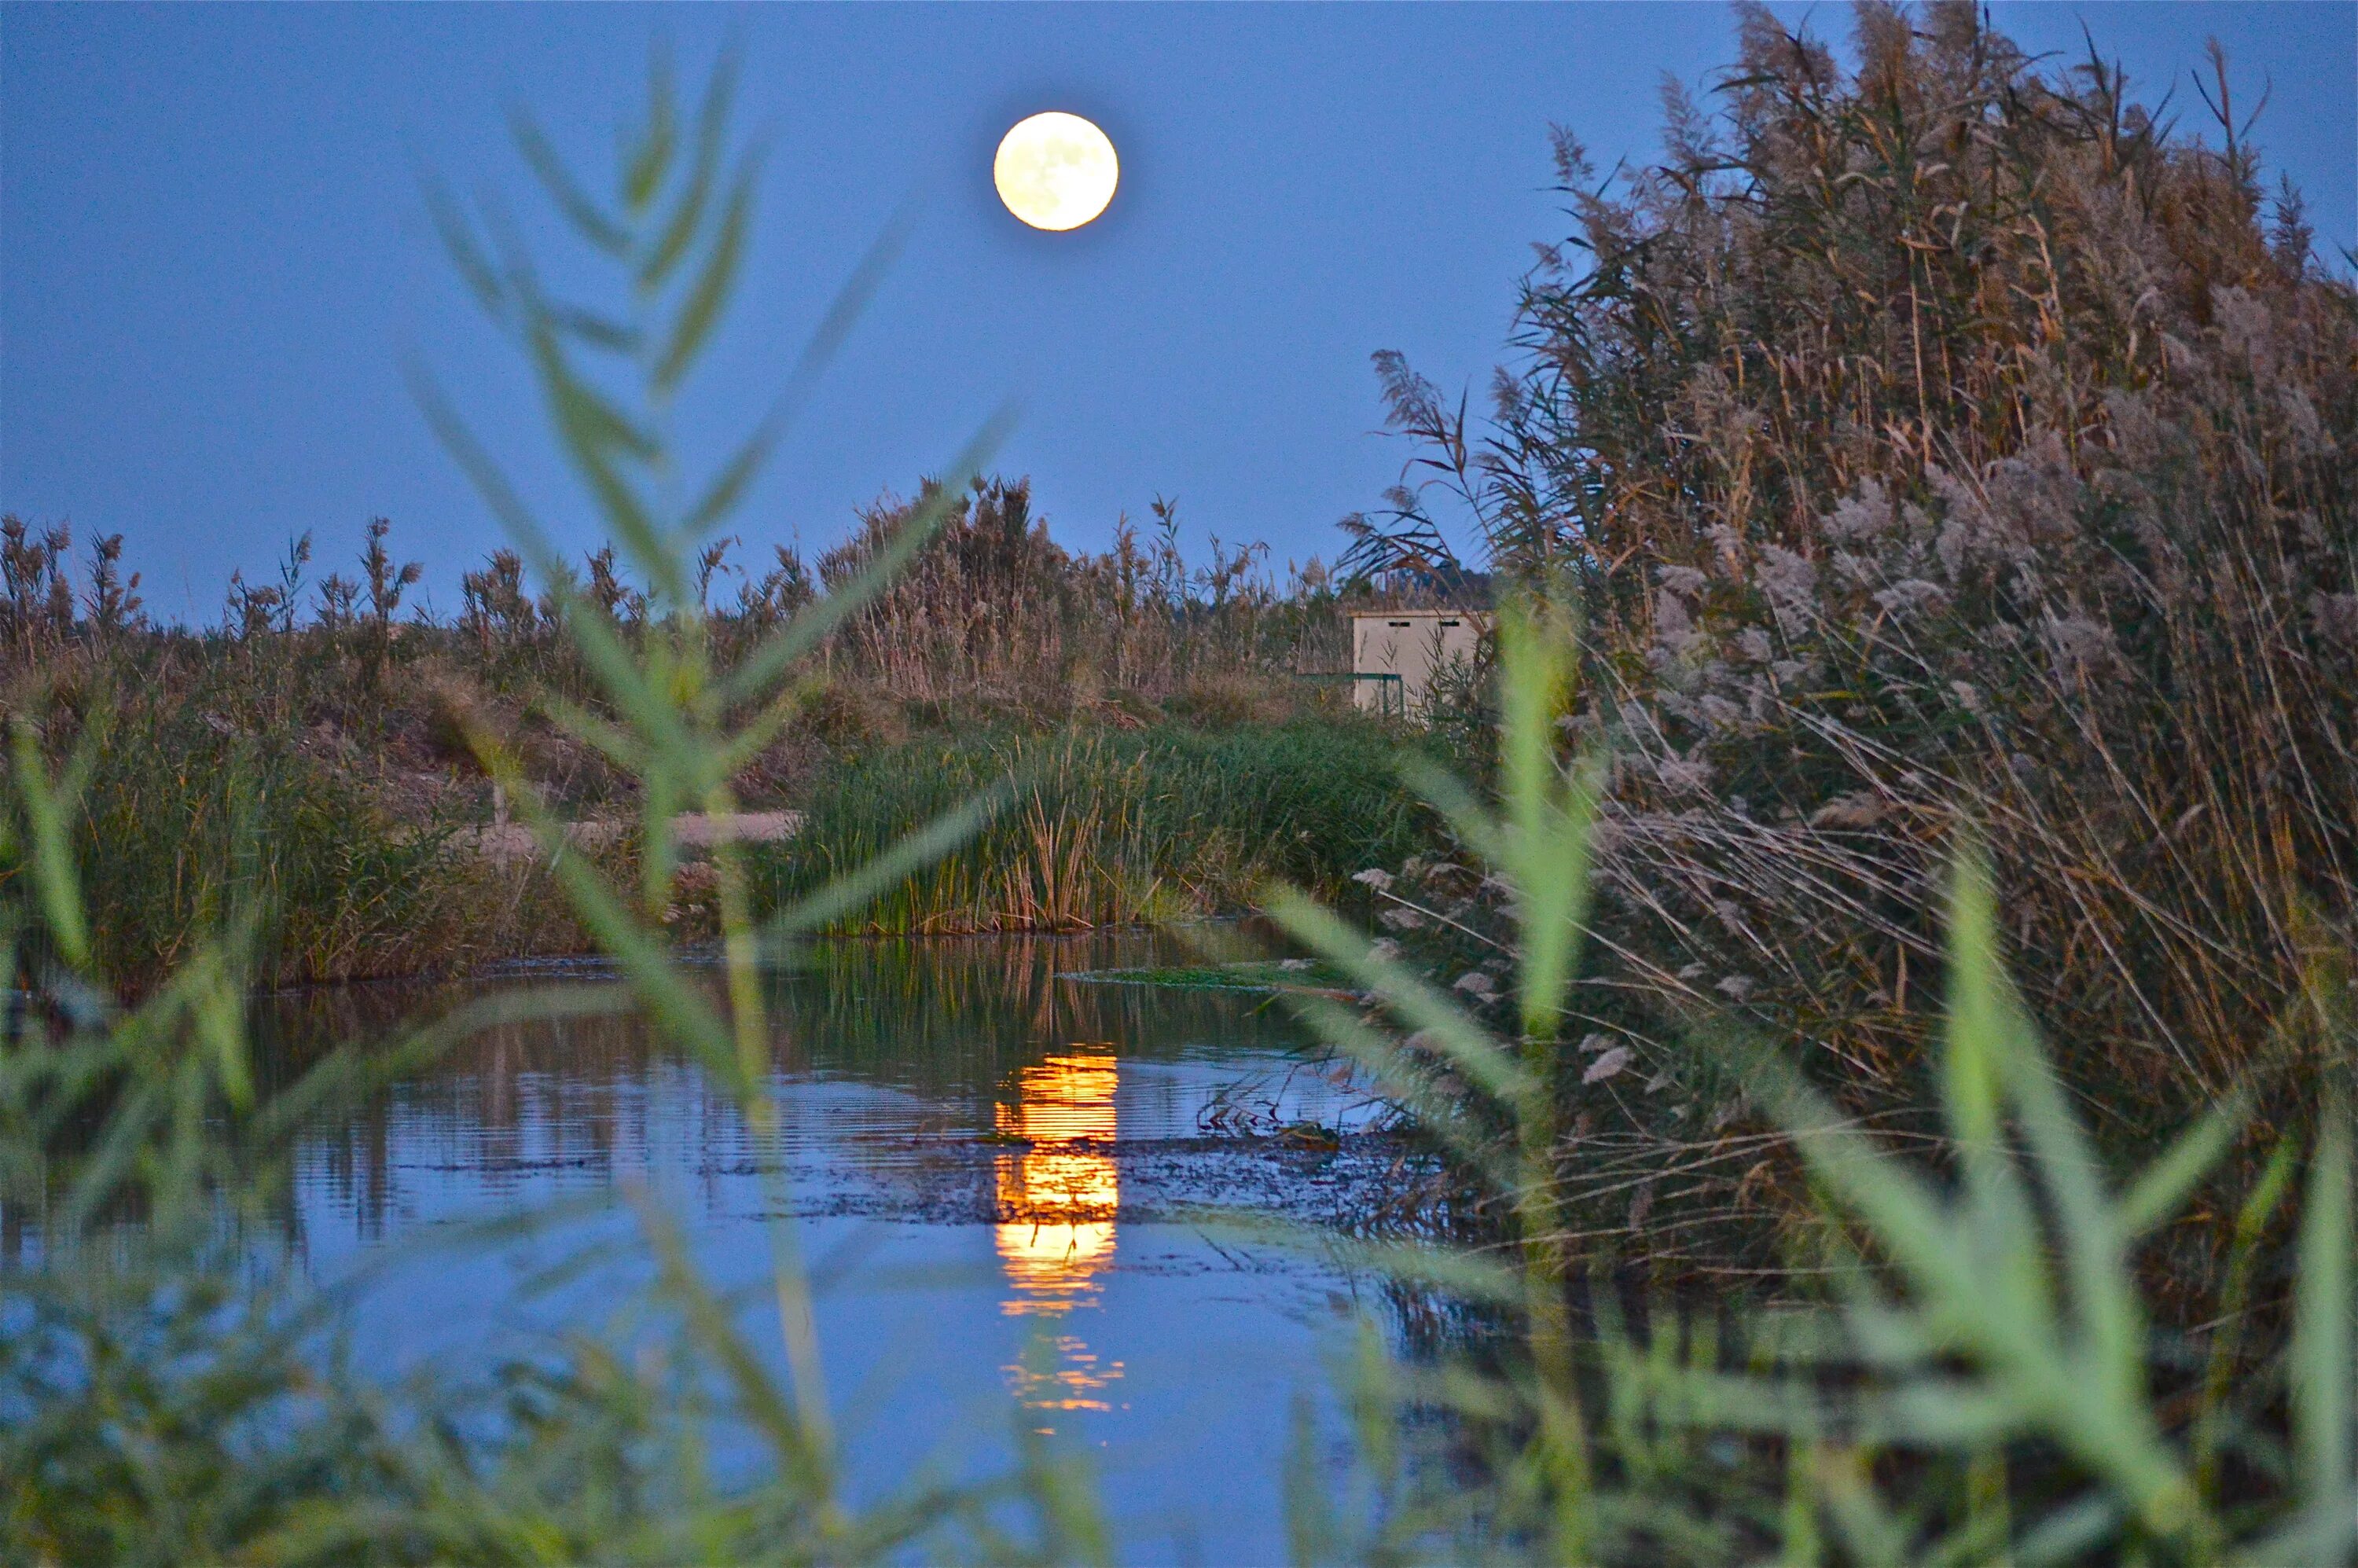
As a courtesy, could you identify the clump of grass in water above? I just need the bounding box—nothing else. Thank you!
[762,718,1428,933]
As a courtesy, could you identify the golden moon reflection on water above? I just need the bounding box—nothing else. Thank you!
[993,112,1119,231]
[994,1051,1125,1417]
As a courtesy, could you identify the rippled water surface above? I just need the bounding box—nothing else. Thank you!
[265,930,1422,1561]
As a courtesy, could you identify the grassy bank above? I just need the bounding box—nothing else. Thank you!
[70,700,593,989]
[3,494,1452,992]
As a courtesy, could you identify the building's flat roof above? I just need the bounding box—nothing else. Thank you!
[1346,607,1490,619]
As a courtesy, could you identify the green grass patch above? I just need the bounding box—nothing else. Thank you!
[1062,959,1359,994]
[754,718,1432,934]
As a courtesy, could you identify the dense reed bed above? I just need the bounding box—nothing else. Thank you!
[1346,0,2358,1287]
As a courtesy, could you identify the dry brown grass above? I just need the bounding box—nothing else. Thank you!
[810,479,1349,708]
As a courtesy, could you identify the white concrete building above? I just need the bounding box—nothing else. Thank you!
[1347,608,1489,717]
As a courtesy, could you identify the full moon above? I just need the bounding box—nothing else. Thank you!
[993,112,1119,232]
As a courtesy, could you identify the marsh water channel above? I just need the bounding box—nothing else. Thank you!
[263,929,1449,1560]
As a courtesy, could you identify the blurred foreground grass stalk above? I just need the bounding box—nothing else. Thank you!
[4,50,1108,1564]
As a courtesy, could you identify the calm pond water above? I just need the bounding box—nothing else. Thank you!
[263,930,1440,1562]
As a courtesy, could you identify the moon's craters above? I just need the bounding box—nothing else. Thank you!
[994,112,1119,231]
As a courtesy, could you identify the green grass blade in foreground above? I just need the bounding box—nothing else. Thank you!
[525,307,660,462]
[2289,1094,2355,1566]
[1740,854,2220,1548]
[526,314,680,601]
[638,50,734,290]
[1939,852,2012,1148]
[2195,1137,2299,1498]
[186,945,254,1114]
[653,155,755,397]
[249,985,635,1148]
[680,197,913,539]
[627,1185,835,1510]
[43,930,256,1237]
[2117,1091,2250,1239]
[1957,906,2195,1534]
[1747,1047,2026,1353]
[421,170,509,322]
[405,358,692,757]
[1280,990,1522,1188]
[1394,751,1511,872]
[621,44,678,220]
[2007,1495,2125,1568]
[1932,857,2062,1370]
[465,729,735,1075]
[509,106,630,256]
[531,690,647,776]
[714,685,809,780]
[1496,602,1592,1046]
[1813,1444,1912,1568]
[9,718,94,973]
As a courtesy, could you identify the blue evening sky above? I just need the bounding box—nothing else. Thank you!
[5,3,2352,622]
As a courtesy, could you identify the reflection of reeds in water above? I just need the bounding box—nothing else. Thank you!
[258,939,1306,1243]
[994,1052,1126,1416]
[771,931,1308,1085]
